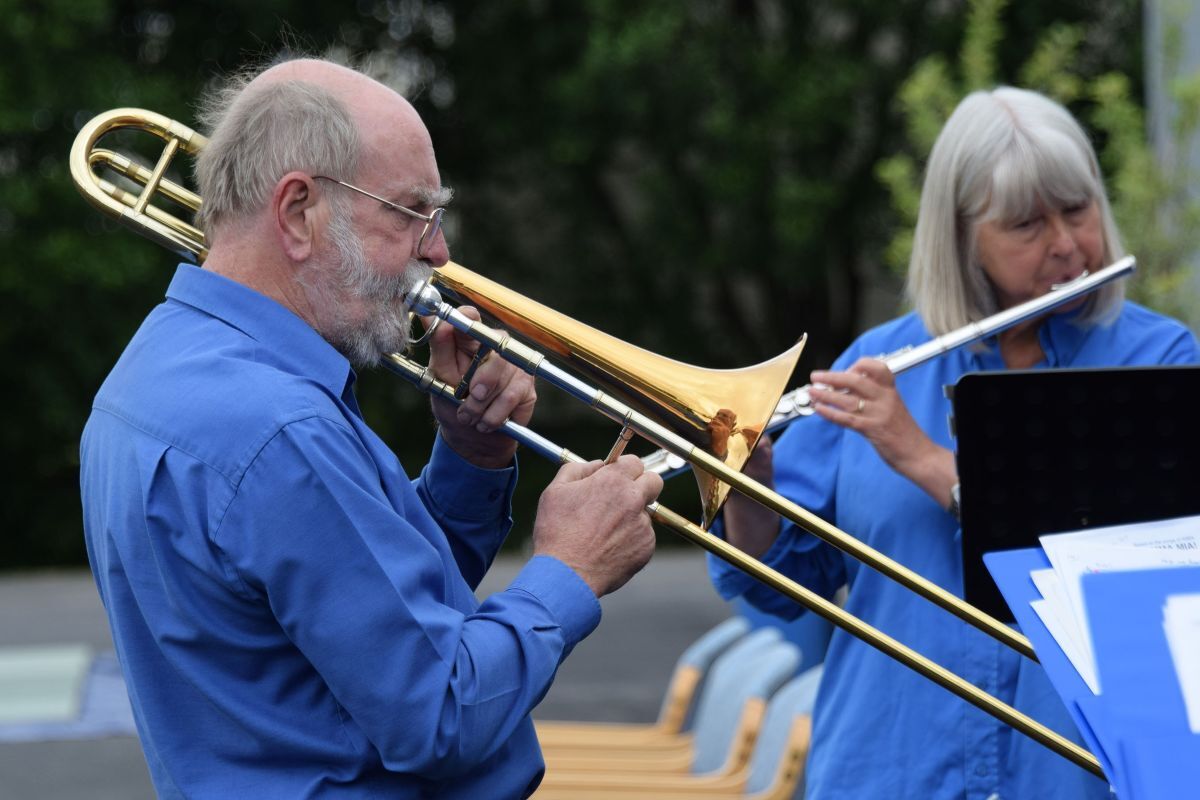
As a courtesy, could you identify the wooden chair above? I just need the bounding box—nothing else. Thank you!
[535,616,749,750]
[538,633,800,788]
[534,664,823,800]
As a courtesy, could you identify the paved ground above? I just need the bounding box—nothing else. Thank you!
[0,550,732,799]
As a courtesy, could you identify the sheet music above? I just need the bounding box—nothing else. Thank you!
[1030,569,1099,693]
[1032,514,1200,694]
[1163,592,1200,734]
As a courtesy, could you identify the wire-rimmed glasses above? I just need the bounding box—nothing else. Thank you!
[314,175,445,258]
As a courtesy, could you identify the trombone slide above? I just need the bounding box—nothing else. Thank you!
[382,348,1104,780]
[404,278,1038,662]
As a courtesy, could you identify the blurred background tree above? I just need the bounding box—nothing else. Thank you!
[0,0,1172,568]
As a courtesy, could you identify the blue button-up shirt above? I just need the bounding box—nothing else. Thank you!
[710,303,1198,799]
[80,263,601,799]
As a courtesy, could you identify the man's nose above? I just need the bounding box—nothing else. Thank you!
[423,228,450,267]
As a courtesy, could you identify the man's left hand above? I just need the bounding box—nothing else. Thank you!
[426,306,536,469]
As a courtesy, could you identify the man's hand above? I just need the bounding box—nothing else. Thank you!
[533,455,662,598]
[426,306,536,469]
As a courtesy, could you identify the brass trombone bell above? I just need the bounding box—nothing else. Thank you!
[433,263,807,527]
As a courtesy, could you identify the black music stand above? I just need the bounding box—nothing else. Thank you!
[950,365,1200,623]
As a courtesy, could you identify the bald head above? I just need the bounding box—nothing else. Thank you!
[256,59,433,171]
[193,57,437,238]
[255,59,418,129]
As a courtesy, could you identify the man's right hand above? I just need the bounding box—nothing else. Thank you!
[532,455,662,598]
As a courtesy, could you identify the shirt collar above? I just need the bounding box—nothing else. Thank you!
[1036,307,1089,367]
[971,306,1090,370]
[165,262,356,399]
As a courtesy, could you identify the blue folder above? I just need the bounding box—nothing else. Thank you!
[985,549,1200,799]
[983,549,1108,774]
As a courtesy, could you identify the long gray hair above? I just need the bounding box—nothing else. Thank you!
[906,87,1125,335]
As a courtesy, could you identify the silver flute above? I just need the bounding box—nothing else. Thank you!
[642,255,1137,478]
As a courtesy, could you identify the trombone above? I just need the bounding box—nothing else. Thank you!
[70,107,1106,778]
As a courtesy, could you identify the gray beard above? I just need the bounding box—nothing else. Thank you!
[304,207,435,369]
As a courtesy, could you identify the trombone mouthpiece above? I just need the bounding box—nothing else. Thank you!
[405,279,445,317]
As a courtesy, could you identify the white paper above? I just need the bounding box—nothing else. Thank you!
[1030,569,1098,693]
[1163,592,1200,734]
[1032,514,1200,694]
[1032,597,1100,694]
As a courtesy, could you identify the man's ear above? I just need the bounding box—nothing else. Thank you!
[272,172,322,262]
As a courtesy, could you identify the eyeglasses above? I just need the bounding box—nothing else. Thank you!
[314,175,445,258]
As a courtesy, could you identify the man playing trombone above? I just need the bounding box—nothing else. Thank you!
[713,88,1198,799]
[79,56,661,799]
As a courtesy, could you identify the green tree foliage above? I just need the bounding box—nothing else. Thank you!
[876,0,1200,318]
[416,0,965,369]
[386,0,1146,523]
[0,1,357,567]
[2,0,1151,566]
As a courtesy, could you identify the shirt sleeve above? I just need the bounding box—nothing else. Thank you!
[414,432,519,589]
[213,415,601,778]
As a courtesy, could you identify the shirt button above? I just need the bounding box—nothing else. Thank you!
[974,763,988,777]
[488,490,501,501]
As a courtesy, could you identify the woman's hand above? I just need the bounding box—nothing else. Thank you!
[722,437,782,558]
[808,357,958,513]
